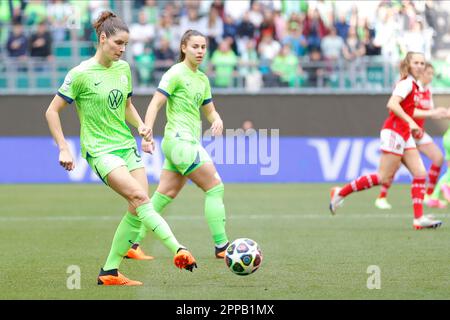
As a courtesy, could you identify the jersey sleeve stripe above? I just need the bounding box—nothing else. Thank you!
[157,88,170,97]
[127,91,133,98]
[57,91,74,104]
[202,98,212,105]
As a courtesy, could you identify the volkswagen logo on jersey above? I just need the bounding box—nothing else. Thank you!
[194,92,202,106]
[108,89,123,110]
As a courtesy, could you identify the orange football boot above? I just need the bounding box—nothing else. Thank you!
[125,245,154,260]
[97,268,142,286]
[173,248,197,272]
[215,242,229,259]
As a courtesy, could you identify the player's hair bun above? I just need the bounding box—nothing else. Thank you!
[93,11,116,32]
[92,11,128,41]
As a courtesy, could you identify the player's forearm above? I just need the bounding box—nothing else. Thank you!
[413,109,433,119]
[45,109,70,151]
[144,91,167,130]
[206,110,221,124]
[144,105,157,130]
[144,101,162,130]
[125,103,144,128]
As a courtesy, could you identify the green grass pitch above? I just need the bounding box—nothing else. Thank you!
[0,183,448,300]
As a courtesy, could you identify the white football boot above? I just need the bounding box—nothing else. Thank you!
[329,186,344,215]
[413,215,443,230]
[374,197,392,210]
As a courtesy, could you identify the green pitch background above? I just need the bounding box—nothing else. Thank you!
[0,184,448,300]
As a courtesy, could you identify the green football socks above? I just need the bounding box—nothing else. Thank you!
[205,183,228,246]
[133,192,174,244]
[103,212,141,271]
[136,202,181,254]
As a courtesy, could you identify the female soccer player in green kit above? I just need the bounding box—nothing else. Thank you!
[137,30,230,258]
[45,11,197,286]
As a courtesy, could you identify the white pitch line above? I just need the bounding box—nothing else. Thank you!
[0,213,448,222]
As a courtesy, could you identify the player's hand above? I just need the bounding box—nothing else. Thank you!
[432,107,448,119]
[142,138,155,154]
[409,121,423,139]
[210,119,223,136]
[138,125,152,142]
[59,149,75,171]
[412,128,424,139]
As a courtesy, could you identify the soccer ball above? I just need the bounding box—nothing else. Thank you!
[225,238,263,276]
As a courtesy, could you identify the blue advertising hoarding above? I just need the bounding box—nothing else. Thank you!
[0,136,441,183]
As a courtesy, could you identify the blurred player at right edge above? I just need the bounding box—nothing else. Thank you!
[330,52,443,230]
[375,62,449,210]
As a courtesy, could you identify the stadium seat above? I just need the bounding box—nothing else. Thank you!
[80,46,94,58]
[366,65,384,87]
[57,65,69,73]
[36,76,52,89]
[16,76,29,89]
[55,46,72,58]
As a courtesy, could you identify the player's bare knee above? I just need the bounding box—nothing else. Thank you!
[164,189,179,199]
[156,185,179,198]
[417,170,427,178]
[434,155,444,167]
[411,166,427,178]
[128,190,149,208]
[379,174,393,185]
[208,172,222,189]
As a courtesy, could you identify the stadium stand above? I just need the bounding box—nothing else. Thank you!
[0,0,449,93]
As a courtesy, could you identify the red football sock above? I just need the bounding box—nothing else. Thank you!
[412,177,426,219]
[339,173,381,197]
[426,164,441,195]
[378,183,391,199]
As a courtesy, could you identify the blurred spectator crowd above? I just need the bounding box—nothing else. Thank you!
[1,0,449,90]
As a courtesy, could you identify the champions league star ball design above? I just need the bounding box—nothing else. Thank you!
[225,238,263,276]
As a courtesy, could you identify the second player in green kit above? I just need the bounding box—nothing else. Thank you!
[136,30,230,258]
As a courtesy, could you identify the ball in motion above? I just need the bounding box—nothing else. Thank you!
[225,238,263,276]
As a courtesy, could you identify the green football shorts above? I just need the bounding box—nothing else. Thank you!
[86,147,144,185]
[161,137,212,176]
[444,132,450,160]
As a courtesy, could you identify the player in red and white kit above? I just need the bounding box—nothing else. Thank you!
[375,63,448,210]
[329,52,443,230]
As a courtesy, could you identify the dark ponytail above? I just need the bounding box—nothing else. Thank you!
[92,11,129,42]
[178,29,206,62]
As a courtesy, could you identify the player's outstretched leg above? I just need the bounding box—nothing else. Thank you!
[330,173,381,215]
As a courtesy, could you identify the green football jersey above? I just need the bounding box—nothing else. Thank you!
[157,62,212,142]
[57,58,136,158]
